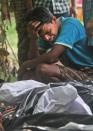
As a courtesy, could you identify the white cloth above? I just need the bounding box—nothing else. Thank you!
[0,80,92,115]
[0,80,46,104]
[33,84,92,115]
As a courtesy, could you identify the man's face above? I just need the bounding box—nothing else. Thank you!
[27,17,59,42]
[38,19,58,42]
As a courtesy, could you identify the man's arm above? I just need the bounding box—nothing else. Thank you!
[26,21,40,60]
[26,44,65,68]
[18,44,65,80]
[70,0,77,17]
[24,0,38,60]
[27,38,40,60]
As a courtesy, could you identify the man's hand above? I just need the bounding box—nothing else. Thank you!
[70,7,77,17]
[18,60,34,80]
[27,21,42,40]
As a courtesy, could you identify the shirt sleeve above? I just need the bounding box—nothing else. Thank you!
[55,18,86,49]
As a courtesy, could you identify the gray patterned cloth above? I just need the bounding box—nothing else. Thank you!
[33,0,70,15]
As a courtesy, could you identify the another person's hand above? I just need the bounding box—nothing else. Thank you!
[70,7,77,17]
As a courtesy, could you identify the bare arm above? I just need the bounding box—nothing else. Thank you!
[70,0,77,17]
[27,38,40,60]
[18,44,65,79]
[27,44,65,67]
[26,21,40,60]
[24,0,37,60]
[71,0,76,7]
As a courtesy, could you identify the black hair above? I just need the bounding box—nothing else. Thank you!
[25,7,53,24]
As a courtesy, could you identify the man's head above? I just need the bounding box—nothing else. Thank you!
[26,7,59,42]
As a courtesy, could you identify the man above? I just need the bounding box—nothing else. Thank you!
[27,0,77,59]
[1,0,76,66]
[18,7,93,83]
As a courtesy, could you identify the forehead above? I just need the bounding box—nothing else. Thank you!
[37,22,50,31]
[38,23,51,37]
[42,23,51,31]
